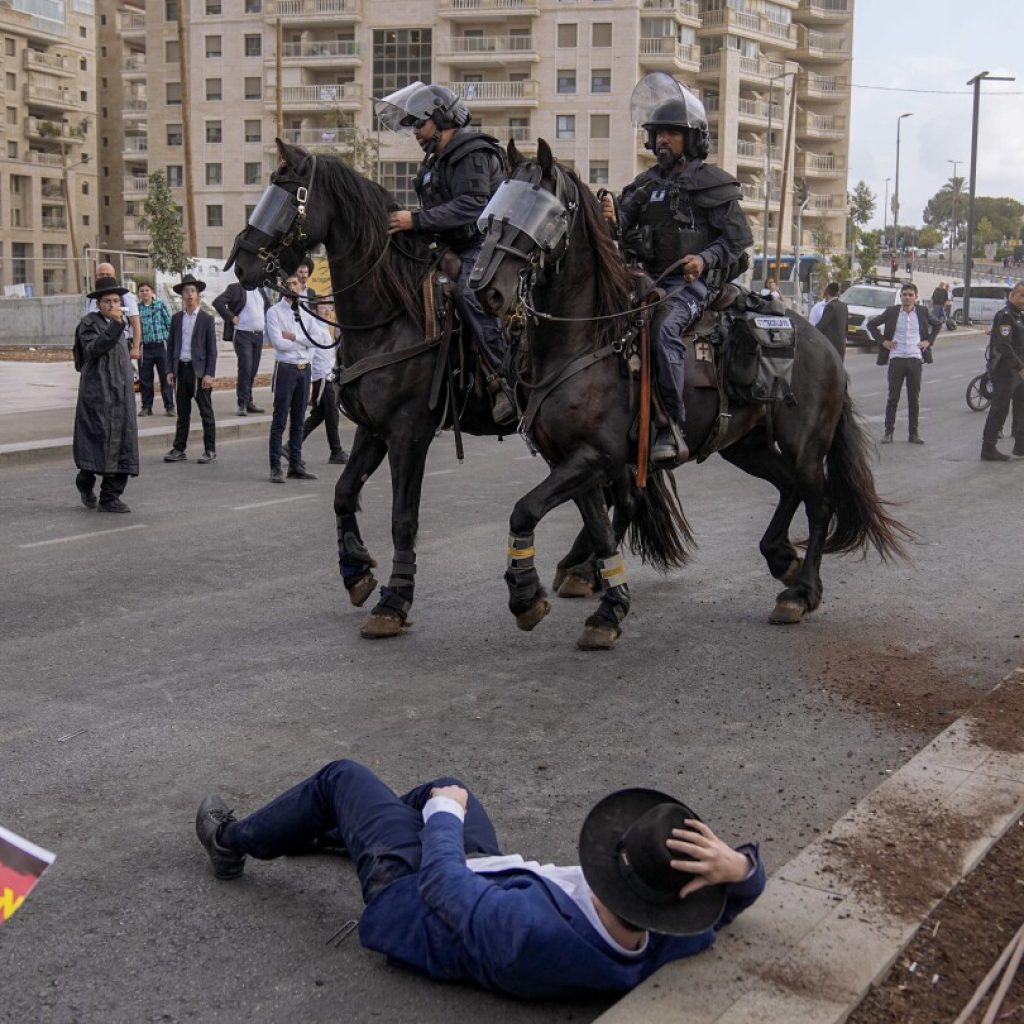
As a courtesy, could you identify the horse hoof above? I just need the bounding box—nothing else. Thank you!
[360,611,406,639]
[576,624,619,651]
[348,574,377,608]
[780,558,803,586]
[557,573,596,599]
[515,598,551,632]
[769,599,806,625]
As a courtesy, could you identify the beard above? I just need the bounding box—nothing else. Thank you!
[656,146,680,171]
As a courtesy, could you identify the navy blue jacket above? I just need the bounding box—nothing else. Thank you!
[168,309,218,378]
[358,810,765,1000]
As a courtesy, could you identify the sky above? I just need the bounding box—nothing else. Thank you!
[848,1,1022,231]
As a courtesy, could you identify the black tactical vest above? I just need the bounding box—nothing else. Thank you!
[627,178,714,276]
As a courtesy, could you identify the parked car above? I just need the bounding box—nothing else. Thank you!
[840,283,903,347]
[950,284,1010,325]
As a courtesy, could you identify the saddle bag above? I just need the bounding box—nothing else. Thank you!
[720,302,797,405]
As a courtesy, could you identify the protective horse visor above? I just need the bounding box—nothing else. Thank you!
[374,80,433,133]
[477,179,568,252]
[248,184,299,237]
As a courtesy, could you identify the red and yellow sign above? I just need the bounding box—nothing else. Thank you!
[0,824,54,925]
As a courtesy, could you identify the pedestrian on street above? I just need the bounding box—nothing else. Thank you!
[72,275,139,513]
[86,261,142,359]
[814,282,849,362]
[164,273,218,465]
[868,282,938,445]
[760,276,781,302]
[266,274,327,483]
[195,759,764,1000]
[302,300,347,465]
[136,281,175,417]
[980,281,1024,462]
[808,285,828,327]
[930,281,950,326]
[212,280,269,417]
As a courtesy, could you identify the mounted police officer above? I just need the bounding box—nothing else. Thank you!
[980,280,1024,462]
[375,81,515,425]
[602,74,753,465]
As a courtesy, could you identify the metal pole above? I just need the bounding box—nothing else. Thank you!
[177,0,198,259]
[893,113,912,264]
[275,18,283,139]
[947,159,960,268]
[882,177,890,250]
[760,80,773,284]
[773,71,798,280]
[60,142,80,294]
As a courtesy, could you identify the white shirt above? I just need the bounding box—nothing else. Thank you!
[892,306,923,359]
[310,340,336,383]
[265,298,324,365]
[179,307,199,361]
[809,299,827,326]
[236,288,266,333]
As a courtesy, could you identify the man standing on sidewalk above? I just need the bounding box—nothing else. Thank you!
[265,275,328,483]
[980,281,1024,462]
[212,280,268,417]
[136,282,174,417]
[164,273,218,465]
[302,300,346,465]
[72,275,139,513]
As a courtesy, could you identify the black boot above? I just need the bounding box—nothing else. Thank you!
[195,796,246,879]
[650,423,689,466]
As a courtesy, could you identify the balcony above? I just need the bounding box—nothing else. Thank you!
[279,82,362,110]
[24,82,82,112]
[641,0,700,24]
[800,73,847,102]
[698,9,796,46]
[740,182,766,205]
[122,97,148,120]
[699,52,785,82]
[638,37,700,73]
[798,111,846,139]
[736,140,781,167]
[273,0,362,23]
[41,181,65,200]
[796,151,845,176]
[123,135,148,159]
[278,126,357,151]
[468,123,531,143]
[27,149,64,166]
[124,175,149,195]
[121,11,146,36]
[25,117,85,144]
[736,97,782,125]
[124,215,147,238]
[24,49,75,77]
[806,192,844,215]
[280,39,360,65]
[438,0,540,19]
[440,35,539,63]
[42,211,68,231]
[793,26,850,59]
[122,56,146,77]
[795,0,851,22]
[441,80,540,107]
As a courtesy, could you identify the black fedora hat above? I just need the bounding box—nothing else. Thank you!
[579,788,727,936]
[87,275,130,300]
[173,273,206,294]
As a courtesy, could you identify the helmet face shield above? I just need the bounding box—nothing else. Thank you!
[374,81,469,133]
[630,72,707,132]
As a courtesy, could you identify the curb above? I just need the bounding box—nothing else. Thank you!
[0,415,275,467]
[596,669,1024,1024]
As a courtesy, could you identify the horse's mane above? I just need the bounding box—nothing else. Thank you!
[314,155,427,322]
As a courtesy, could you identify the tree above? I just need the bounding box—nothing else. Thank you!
[811,223,834,257]
[322,110,381,181]
[923,176,967,244]
[917,226,943,250]
[857,229,882,280]
[974,216,1000,250]
[847,180,876,232]
[140,171,191,273]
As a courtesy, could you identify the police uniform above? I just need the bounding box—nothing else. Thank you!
[981,299,1024,459]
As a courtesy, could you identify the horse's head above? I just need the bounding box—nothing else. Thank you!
[470,138,577,319]
[224,140,328,289]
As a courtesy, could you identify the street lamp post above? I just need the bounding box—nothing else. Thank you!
[947,158,961,270]
[963,71,1014,323]
[760,69,796,286]
[882,176,891,250]
[892,112,913,263]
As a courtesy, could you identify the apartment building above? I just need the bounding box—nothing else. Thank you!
[98,0,853,263]
[0,0,100,295]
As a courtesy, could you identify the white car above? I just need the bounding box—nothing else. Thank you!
[950,284,1010,325]
[840,284,903,347]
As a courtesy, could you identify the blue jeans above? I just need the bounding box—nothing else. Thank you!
[655,276,711,424]
[233,330,263,407]
[224,760,502,903]
[139,343,173,411]
[269,361,311,467]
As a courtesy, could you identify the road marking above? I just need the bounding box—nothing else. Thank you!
[231,494,317,511]
[858,391,882,398]
[425,469,455,477]
[19,523,148,549]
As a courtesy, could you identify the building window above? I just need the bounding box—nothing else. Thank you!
[167,124,183,146]
[207,246,223,259]
[5,39,15,57]
[165,40,179,63]
[205,0,221,13]
[206,205,223,227]
[206,79,222,101]
[379,160,421,209]
[244,77,261,100]
[167,165,183,186]
[205,36,221,58]
[588,161,609,186]
[244,119,262,143]
[4,73,15,91]
[79,90,87,102]
[556,70,576,94]
[7,141,17,158]
[244,34,261,57]
[81,181,89,195]
[79,25,87,37]
[243,162,261,184]
[245,204,256,221]
[591,69,611,93]
[556,23,577,47]
[372,29,432,113]
[165,0,177,20]
[590,114,610,139]
[82,215,90,226]
[244,0,261,10]
[206,121,222,143]
[555,114,575,140]
[592,23,612,47]
[206,163,222,185]
[166,82,182,105]
[80,57,87,71]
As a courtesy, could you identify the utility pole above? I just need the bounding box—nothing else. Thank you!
[176,0,198,256]
[773,70,799,282]
[60,142,80,293]
[892,112,913,260]
[882,177,890,251]
[275,17,283,139]
[947,158,961,272]
[963,71,1014,323]
[760,70,794,286]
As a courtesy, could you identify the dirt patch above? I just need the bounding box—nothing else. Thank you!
[847,815,1024,1024]
[0,348,75,362]
[969,677,1024,754]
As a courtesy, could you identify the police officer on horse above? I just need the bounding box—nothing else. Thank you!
[376,81,515,425]
[602,73,753,465]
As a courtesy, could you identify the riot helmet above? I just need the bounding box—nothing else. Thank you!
[374,81,472,134]
[630,72,711,161]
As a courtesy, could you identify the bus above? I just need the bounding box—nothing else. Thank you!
[751,255,823,297]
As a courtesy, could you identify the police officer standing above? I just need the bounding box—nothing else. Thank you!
[375,81,514,425]
[602,74,753,465]
[980,281,1024,462]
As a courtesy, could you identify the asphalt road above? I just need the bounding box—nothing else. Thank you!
[1,328,1021,1024]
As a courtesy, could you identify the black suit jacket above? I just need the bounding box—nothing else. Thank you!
[213,283,269,341]
[168,309,218,378]
[816,298,848,360]
[868,304,938,365]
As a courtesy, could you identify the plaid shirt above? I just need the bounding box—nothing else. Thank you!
[138,298,172,345]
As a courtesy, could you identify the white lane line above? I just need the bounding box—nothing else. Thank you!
[425,469,456,477]
[19,523,148,549]
[858,391,883,398]
[231,494,317,511]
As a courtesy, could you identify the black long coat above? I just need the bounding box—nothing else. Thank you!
[72,312,139,476]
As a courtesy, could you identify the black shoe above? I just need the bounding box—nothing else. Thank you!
[908,434,925,445]
[164,408,176,418]
[269,464,285,483]
[237,404,247,417]
[1013,446,1024,459]
[195,796,246,880]
[981,447,1011,462]
[650,427,689,466]
[79,490,98,509]
[329,450,348,465]
[163,448,186,462]
[288,464,318,480]
[98,498,130,513]
[140,407,153,417]
[881,432,894,444]
[197,450,216,464]
[490,389,516,425]
[246,403,265,414]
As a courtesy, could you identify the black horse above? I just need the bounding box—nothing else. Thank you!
[226,140,691,647]
[473,140,911,626]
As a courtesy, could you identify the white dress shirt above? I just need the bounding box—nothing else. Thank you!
[310,340,336,383]
[892,306,923,359]
[179,307,199,362]
[236,288,266,333]
[809,299,827,326]
[265,298,324,365]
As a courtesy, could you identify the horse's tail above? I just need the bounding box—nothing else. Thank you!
[627,469,697,572]
[824,392,914,560]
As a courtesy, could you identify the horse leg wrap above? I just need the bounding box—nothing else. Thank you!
[505,532,542,614]
[588,554,631,630]
[337,515,373,587]
[378,549,416,619]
